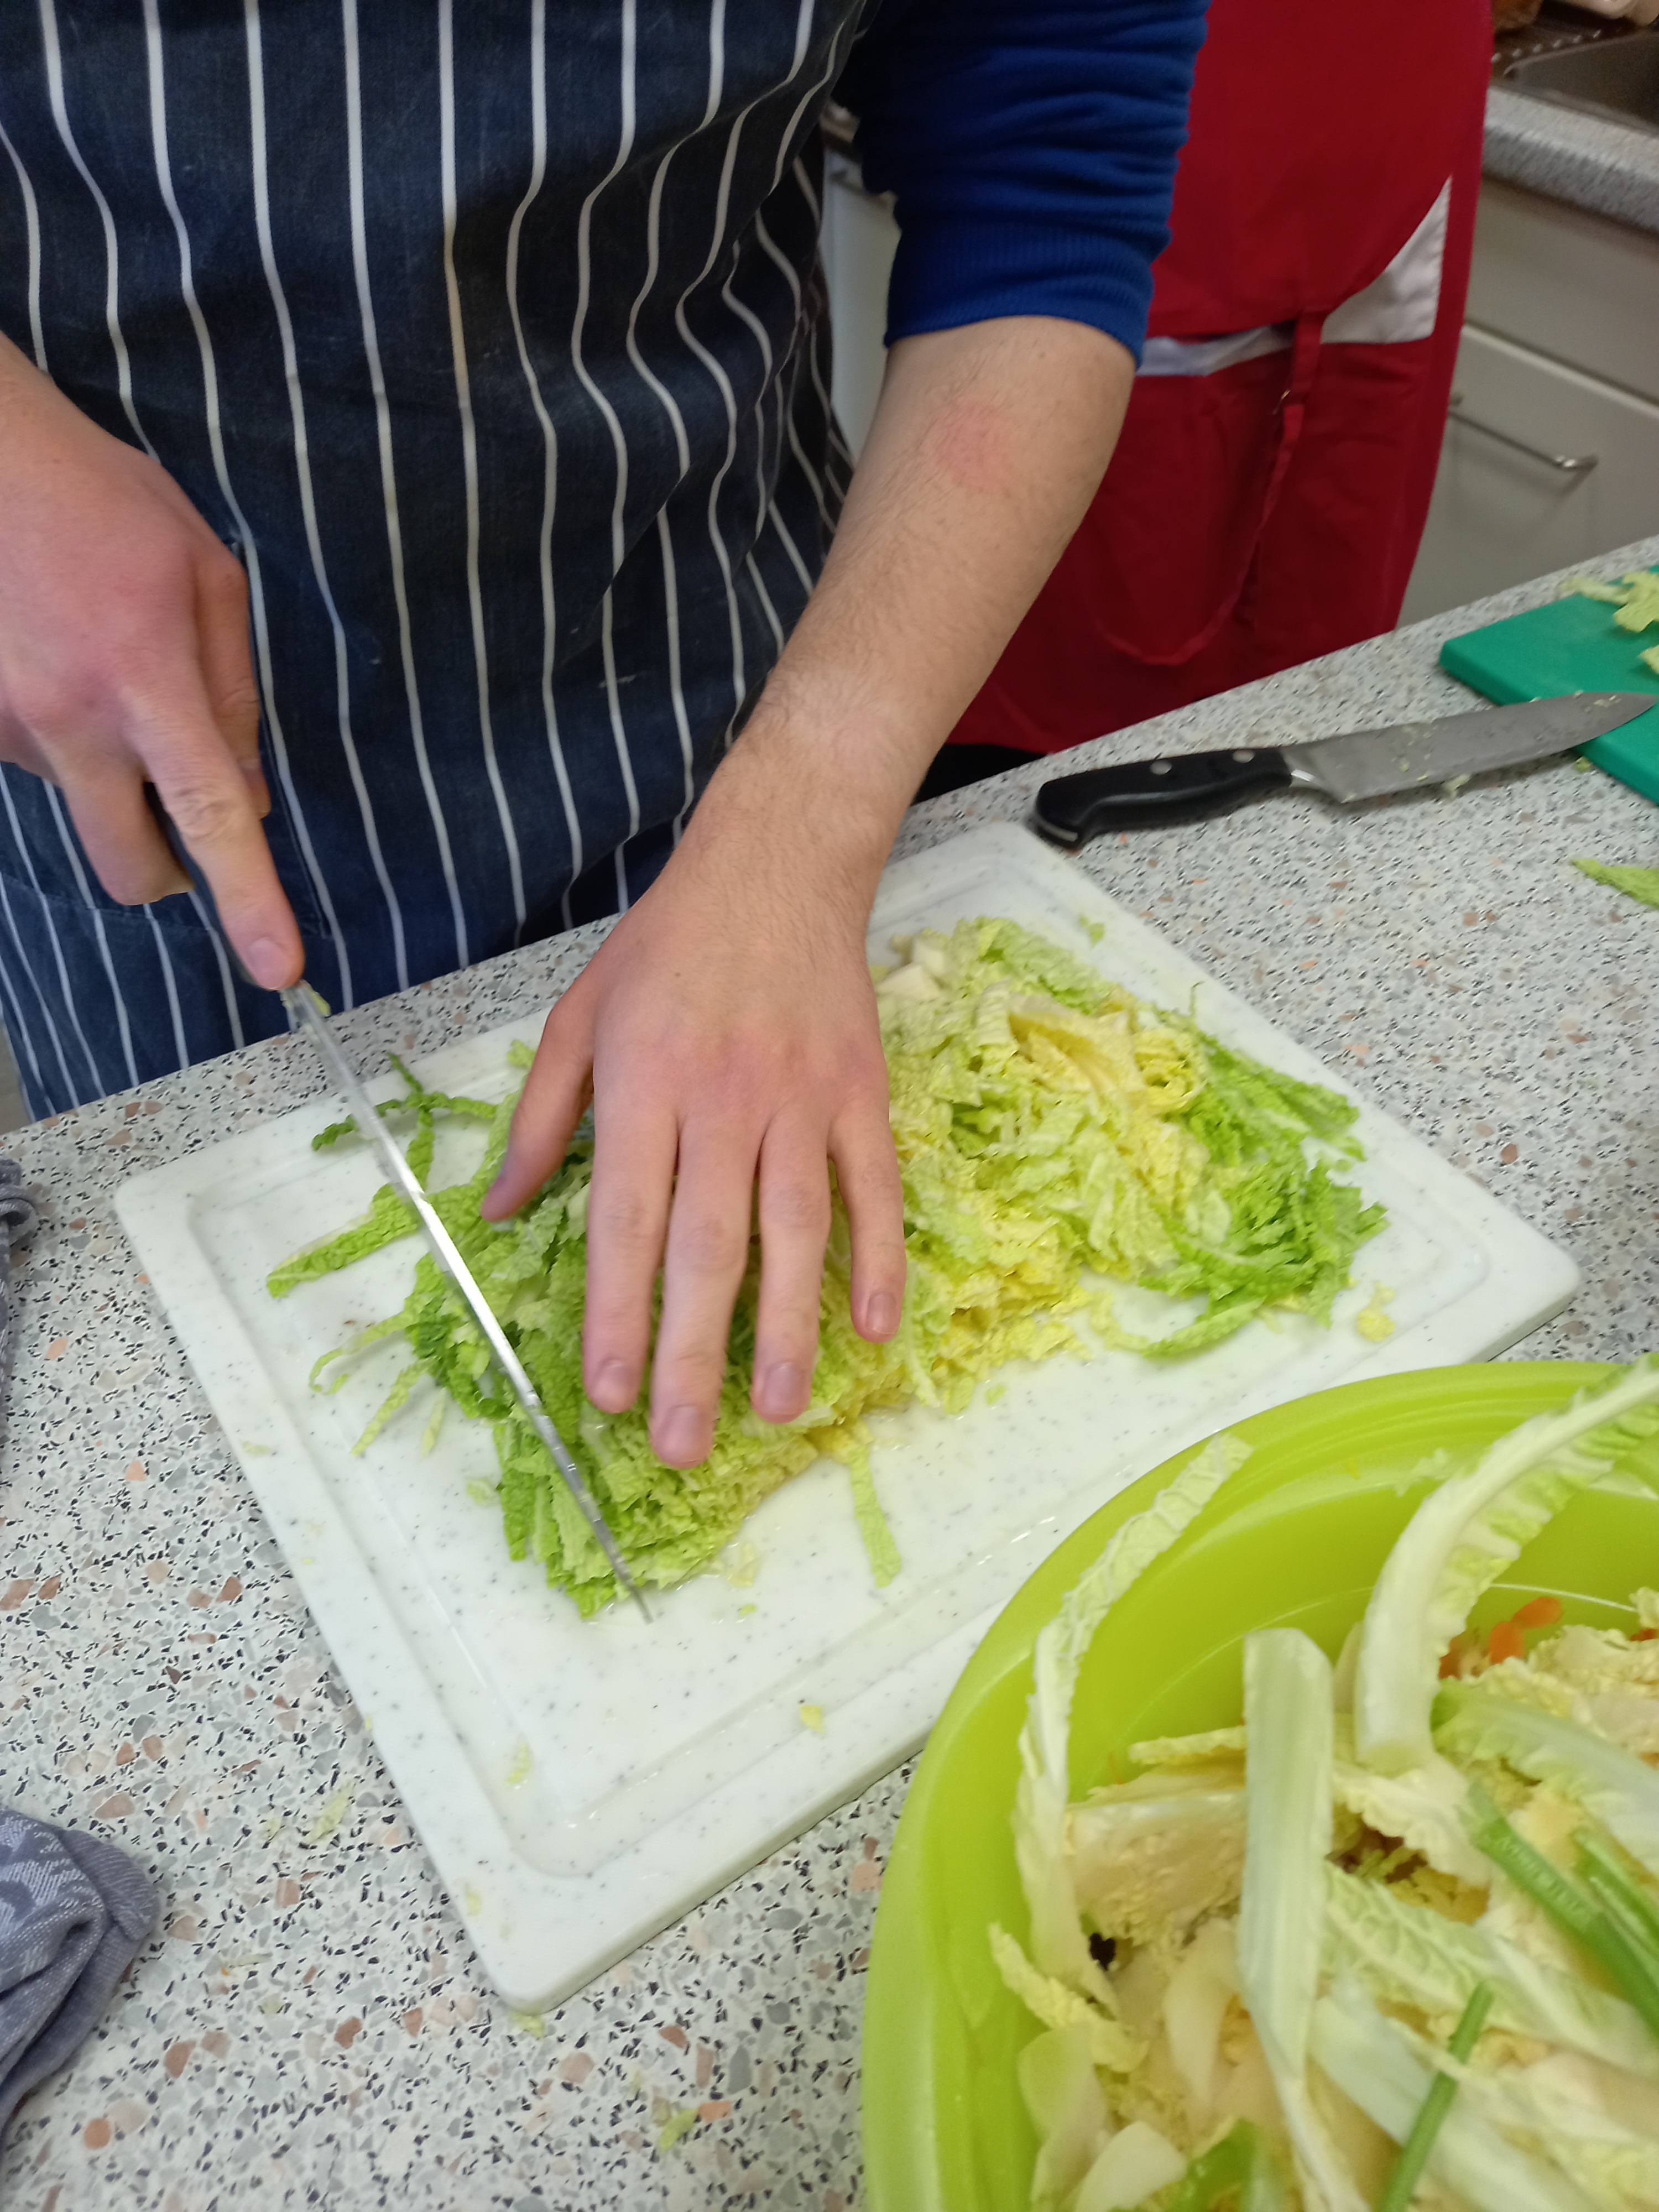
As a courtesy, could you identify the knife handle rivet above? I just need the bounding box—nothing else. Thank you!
[1232,749,1256,764]
[1150,759,1172,776]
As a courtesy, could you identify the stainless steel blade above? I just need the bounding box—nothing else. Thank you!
[1282,691,1654,805]
[281,985,650,1620]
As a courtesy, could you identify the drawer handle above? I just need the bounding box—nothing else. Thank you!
[1448,393,1599,476]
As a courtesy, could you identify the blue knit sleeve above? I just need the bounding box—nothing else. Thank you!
[834,0,1209,363]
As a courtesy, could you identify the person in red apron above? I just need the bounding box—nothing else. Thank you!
[941,0,1494,766]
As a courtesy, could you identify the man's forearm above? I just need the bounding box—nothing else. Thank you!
[684,314,1135,896]
[493,317,1133,1455]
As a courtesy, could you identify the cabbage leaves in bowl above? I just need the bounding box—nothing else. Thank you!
[998,1359,1659,2212]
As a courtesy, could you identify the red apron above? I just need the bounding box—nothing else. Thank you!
[950,0,1493,753]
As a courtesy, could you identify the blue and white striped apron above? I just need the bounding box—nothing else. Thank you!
[0,1,859,1118]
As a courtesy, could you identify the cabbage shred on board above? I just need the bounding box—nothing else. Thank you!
[267,919,1384,1616]
[997,1359,1659,2212]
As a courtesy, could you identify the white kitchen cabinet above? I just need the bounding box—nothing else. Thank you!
[1401,179,1659,623]
[1400,322,1659,622]
[1467,179,1659,410]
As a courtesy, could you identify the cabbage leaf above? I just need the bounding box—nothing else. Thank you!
[1237,1629,1365,2212]
[1353,1359,1659,1774]
[1323,1862,1659,2078]
[1015,1432,1251,1996]
[1437,1682,1659,1880]
[1310,1977,1600,2212]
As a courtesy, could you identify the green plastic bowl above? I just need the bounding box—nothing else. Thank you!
[862,1363,1657,2212]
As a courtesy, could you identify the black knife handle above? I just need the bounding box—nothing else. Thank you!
[1033,747,1293,844]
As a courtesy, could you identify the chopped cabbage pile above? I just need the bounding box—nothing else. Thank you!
[998,1357,1659,2212]
[267,918,1383,1616]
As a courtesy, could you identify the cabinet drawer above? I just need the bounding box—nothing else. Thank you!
[1400,323,1659,624]
[1468,180,1659,409]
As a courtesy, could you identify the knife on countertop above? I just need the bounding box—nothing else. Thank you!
[1032,691,1655,848]
[280,983,651,1620]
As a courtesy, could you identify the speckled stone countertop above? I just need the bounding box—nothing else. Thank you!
[4,534,1659,2211]
[1486,79,1659,236]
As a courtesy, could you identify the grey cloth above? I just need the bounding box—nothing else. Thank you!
[0,1160,35,1437]
[1,1173,154,2143]
[0,1808,158,2146]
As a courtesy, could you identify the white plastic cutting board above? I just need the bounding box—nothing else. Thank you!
[115,823,1579,2007]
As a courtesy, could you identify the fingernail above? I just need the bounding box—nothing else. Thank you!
[866,1291,899,1339]
[591,1358,636,1411]
[757,1361,804,1422]
[246,935,291,988]
[655,1404,706,1465]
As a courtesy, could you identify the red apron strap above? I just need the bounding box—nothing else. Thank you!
[1092,310,1324,669]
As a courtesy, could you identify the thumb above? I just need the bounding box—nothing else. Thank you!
[482,984,597,1219]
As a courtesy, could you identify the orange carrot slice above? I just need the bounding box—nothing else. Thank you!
[1510,1596,1562,1630]
[1487,1620,1526,1666]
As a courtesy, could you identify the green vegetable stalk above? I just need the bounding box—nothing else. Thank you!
[1166,2120,1287,2212]
[1374,1980,1496,2212]
[1576,1828,1659,1965]
[1465,1787,1659,2040]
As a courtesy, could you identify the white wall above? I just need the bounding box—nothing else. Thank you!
[819,155,900,461]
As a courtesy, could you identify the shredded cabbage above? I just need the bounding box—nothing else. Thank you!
[879,921,1382,1380]
[270,918,1378,1614]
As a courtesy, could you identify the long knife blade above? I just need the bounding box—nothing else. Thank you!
[281,984,650,1620]
[1284,690,1654,804]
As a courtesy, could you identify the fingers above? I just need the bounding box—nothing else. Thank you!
[751,1112,831,1423]
[581,1098,677,1418]
[194,545,269,815]
[482,988,597,1221]
[648,1123,761,1468]
[832,1092,907,1342]
[126,666,302,989]
[63,765,192,905]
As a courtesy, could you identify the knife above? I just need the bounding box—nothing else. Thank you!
[1032,691,1655,847]
[281,983,650,1620]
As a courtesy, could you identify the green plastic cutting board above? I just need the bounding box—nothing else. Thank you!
[1440,567,1659,804]
[861,1362,1658,2212]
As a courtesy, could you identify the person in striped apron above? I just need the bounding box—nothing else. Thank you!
[0,1,1204,1468]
